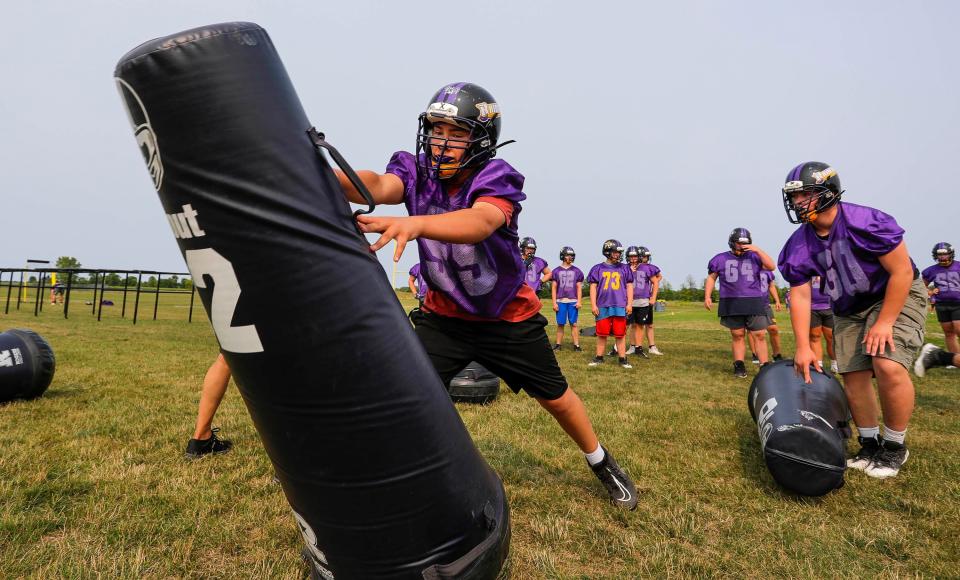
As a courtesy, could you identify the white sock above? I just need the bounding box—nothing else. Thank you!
[584,444,605,466]
[882,425,906,445]
[817,360,823,368]
[857,426,880,440]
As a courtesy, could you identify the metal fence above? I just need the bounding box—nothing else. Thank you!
[0,267,196,324]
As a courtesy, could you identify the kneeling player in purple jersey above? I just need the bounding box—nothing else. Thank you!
[408,262,429,304]
[520,237,551,296]
[705,228,777,378]
[778,162,927,479]
[334,82,637,509]
[550,246,584,351]
[921,242,960,358]
[588,240,635,369]
[807,275,839,374]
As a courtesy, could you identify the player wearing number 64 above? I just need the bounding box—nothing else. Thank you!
[705,228,778,378]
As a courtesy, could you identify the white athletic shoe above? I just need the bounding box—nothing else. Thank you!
[830,360,839,374]
[865,441,909,479]
[913,343,941,378]
[624,346,636,355]
[648,345,663,356]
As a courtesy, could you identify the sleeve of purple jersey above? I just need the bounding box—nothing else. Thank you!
[587,265,601,285]
[847,208,905,256]
[576,267,584,283]
[707,254,721,275]
[385,151,417,198]
[778,237,817,287]
[468,160,526,205]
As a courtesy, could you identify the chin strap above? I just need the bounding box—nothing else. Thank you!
[307,127,376,218]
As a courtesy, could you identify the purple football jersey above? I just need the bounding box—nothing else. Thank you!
[408,263,429,298]
[523,256,549,292]
[631,263,661,299]
[922,262,960,303]
[810,275,832,310]
[778,202,915,316]
[588,262,633,308]
[707,251,767,299]
[550,265,584,300]
[387,151,527,318]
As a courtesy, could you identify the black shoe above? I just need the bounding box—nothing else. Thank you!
[733,360,747,378]
[846,435,880,471]
[588,356,604,366]
[608,347,618,357]
[552,344,562,352]
[573,344,583,352]
[635,346,649,359]
[618,357,633,369]
[865,440,909,479]
[589,446,638,510]
[751,353,760,365]
[185,427,233,459]
[773,354,783,362]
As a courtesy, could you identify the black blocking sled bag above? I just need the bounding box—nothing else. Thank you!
[116,22,509,579]
[747,360,851,496]
[0,329,56,403]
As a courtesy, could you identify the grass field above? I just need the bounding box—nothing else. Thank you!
[1,290,958,578]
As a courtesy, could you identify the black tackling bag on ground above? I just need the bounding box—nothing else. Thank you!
[747,360,851,496]
[116,22,508,579]
[0,329,56,403]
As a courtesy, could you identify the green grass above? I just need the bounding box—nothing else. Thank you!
[1,295,958,577]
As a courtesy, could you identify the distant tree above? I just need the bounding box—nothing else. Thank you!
[146,276,158,287]
[55,256,82,270]
[181,278,193,290]
[103,273,123,287]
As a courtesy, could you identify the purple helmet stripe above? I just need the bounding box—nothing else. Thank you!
[788,163,805,182]
[441,82,468,104]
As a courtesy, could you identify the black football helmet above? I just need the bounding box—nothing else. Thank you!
[638,246,652,262]
[933,242,955,264]
[519,237,537,253]
[559,246,576,261]
[602,239,624,261]
[626,246,640,261]
[416,82,511,180]
[728,228,752,255]
[782,161,844,224]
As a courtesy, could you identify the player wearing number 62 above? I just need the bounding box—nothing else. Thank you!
[334,82,638,510]
[705,228,777,378]
[777,161,926,480]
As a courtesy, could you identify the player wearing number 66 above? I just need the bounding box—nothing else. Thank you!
[778,161,926,480]
[705,228,777,378]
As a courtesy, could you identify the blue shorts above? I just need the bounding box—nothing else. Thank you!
[597,306,626,320]
[557,302,579,326]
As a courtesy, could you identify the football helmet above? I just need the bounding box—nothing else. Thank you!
[626,246,640,261]
[602,239,624,261]
[638,246,652,262]
[559,246,576,261]
[519,237,537,252]
[782,161,844,224]
[416,82,507,180]
[933,242,955,264]
[728,228,752,255]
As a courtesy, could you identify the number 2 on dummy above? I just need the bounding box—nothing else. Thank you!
[185,248,264,354]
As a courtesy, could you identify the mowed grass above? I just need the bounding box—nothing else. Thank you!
[1,290,959,578]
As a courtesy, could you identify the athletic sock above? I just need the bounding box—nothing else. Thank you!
[857,425,880,440]
[584,444,606,466]
[882,425,906,445]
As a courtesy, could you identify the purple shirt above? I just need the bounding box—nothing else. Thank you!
[523,256,549,292]
[631,263,661,299]
[707,251,767,299]
[778,202,913,316]
[550,265,584,300]
[408,263,428,299]
[588,262,633,308]
[922,262,960,303]
[387,151,527,318]
[810,275,832,310]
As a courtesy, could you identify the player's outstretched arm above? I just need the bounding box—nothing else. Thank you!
[335,169,405,205]
[743,244,776,270]
[789,282,818,382]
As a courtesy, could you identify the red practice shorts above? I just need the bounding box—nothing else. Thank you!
[596,316,627,338]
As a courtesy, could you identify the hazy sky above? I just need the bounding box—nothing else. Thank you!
[2,1,957,288]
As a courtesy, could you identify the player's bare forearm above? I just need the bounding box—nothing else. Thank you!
[335,169,405,205]
[789,284,813,350]
[627,284,634,306]
[755,248,776,271]
[418,204,505,244]
[875,242,914,326]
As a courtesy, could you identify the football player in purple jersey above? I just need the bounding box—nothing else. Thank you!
[334,83,637,509]
[550,246,584,351]
[921,242,960,357]
[520,237,551,294]
[408,262,429,303]
[705,228,776,378]
[778,162,926,479]
[588,240,635,369]
[748,269,784,364]
[625,246,663,357]
[808,275,839,374]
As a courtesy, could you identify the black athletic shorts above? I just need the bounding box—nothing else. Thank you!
[628,305,653,325]
[413,311,569,400]
[810,308,835,329]
[935,302,960,323]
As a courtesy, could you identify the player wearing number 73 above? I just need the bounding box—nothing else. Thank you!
[333,82,637,510]
[777,161,926,479]
[705,228,777,378]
